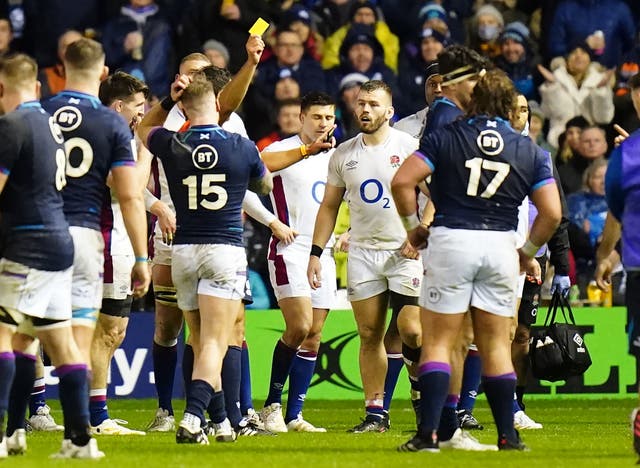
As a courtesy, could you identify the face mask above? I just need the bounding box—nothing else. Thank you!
[478,24,499,41]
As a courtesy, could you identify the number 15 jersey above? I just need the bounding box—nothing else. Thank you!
[42,91,136,230]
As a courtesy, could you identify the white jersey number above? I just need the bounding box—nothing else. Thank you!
[465,158,510,199]
[54,148,67,191]
[182,174,228,210]
[64,137,94,178]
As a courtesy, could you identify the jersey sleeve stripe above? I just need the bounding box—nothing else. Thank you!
[413,151,435,171]
[111,161,136,168]
[530,177,555,192]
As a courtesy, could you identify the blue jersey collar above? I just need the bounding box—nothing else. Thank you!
[17,100,42,110]
[59,90,102,108]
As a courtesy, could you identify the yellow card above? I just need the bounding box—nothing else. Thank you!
[248,17,269,36]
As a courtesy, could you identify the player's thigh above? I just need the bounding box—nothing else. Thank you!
[351,292,389,341]
[419,227,477,314]
[347,246,387,302]
[268,241,313,302]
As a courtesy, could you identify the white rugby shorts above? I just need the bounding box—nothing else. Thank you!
[70,226,104,324]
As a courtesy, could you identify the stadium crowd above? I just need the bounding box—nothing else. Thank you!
[0,0,639,460]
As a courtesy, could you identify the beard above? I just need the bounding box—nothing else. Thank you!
[358,113,386,134]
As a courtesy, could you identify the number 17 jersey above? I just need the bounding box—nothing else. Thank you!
[42,91,136,230]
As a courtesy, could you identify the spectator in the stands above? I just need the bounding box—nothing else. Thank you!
[558,125,608,195]
[179,0,276,73]
[38,29,83,98]
[202,39,230,68]
[279,3,324,62]
[555,115,589,165]
[527,100,554,154]
[494,21,541,101]
[325,23,398,102]
[322,0,399,73]
[539,41,614,149]
[566,157,609,295]
[397,27,447,116]
[101,0,173,99]
[333,71,367,142]
[0,16,13,57]
[256,98,302,150]
[467,4,504,60]
[314,0,358,38]
[547,0,635,69]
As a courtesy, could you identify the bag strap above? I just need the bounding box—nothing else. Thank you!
[555,290,577,325]
[543,290,560,327]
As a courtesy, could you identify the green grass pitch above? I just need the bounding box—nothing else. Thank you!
[7,398,638,467]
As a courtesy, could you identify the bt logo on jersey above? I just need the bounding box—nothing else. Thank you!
[476,129,504,156]
[52,106,83,132]
[191,144,219,170]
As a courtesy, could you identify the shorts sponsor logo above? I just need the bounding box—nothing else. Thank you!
[389,155,400,168]
[411,277,420,288]
[427,287,440,303]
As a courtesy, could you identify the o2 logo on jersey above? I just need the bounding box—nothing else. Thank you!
[191,144,219,170]
[476,129,504,156]
[52,106,82,132]
[311,180,326,204]
[359,178,391,208]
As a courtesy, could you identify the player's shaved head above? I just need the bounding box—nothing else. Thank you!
[0,53,37,90]
[64,38,105,75]
[466,69,516,121]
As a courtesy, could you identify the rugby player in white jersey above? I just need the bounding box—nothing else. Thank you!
[88,71,152,435]
[259,92,337,433]
[307,80,423,432]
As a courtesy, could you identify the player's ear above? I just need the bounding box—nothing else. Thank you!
[35,80,42,100]
[100,65,109,81]
[386,104,395,120]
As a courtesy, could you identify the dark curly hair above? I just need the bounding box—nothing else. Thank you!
[466,69,516,120]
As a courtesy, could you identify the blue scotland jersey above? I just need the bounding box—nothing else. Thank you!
[148,125,266,246]
[0,102,74,270]
[42,90,136,230]
[416,116,555,231]
[422,96,463,136]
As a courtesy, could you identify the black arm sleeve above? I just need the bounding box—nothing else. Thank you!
[547,161,570,275]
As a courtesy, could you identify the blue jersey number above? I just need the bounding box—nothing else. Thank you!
[359,178,390,208]
[182,174,228,210]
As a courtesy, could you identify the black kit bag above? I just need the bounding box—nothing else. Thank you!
[529,290,592,382]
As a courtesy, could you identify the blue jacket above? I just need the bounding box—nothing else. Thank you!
[548,0,635,68]
[102,6,173,98]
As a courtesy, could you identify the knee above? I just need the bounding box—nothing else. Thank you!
[303,329,322,351]
[100,323,127,350]
[358,324,384,347]
[398,317,421,349]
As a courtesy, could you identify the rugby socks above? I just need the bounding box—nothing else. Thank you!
[153,340,177,415]
[182,344,194,391]
[512,392,522,413]
[365,399,384,419]
[89,389,108,427]
[417,361,450,438]
[7,352,35,436]
[439,394,460,441]
[57,364,91,447]
[382,353,404,412]
[185,379,213,426]
[458,350,482,412]
[29,377,46,417]
[285,349,317,423]
[264,339,297,407]
[515,384,526,411]
[240,340,253,414]
[483,372,518,441]
[219,346,242,428]
[207,390,227,425]
[0,352,16,431]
